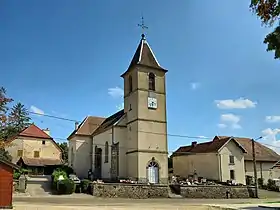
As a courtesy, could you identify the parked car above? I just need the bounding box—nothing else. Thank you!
[69,174,81,184]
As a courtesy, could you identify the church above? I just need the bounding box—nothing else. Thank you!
[68,33,169,184]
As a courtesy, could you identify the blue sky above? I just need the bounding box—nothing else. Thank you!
[1,0,280,153]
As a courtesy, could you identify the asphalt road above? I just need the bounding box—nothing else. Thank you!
[13,196,280,207]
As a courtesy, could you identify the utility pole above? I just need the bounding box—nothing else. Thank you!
[252,136,262,199]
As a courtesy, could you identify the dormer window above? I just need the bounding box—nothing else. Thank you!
[128,75,133,93]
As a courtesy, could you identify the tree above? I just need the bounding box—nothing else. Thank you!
[0,148,12,162]
[58,142,68,163]
[250,0,280,59]
[0,87,13,161]
[8,102,31,134]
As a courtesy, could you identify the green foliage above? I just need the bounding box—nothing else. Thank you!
[58,142,68,163]
[13,168,30,180]
[57,179,75,195]
[0,148,12,162]
[81,179,91,193]
[264,26,280,59]
[51,167,78,194]
[8,102,31,134]
[0,87,13,141]
[250,0,280,59]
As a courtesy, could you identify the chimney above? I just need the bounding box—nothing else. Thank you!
[191,141,197,147]
[42,128,50,136]
[75,122,79,130]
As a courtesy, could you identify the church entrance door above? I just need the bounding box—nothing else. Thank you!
[147,159,159,184]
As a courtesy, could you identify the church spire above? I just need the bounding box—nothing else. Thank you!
[121,18,166,77]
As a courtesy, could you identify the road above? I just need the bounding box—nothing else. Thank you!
[13,196,280,207]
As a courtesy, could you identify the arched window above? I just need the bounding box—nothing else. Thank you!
[128,75,133,93]
[105,141,109,163]
[146,157,159,184]
[148,73,155,91]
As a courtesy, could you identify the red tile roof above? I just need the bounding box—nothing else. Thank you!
[173,136,246,156]
[19,124,52,139]
[219,136,280,162]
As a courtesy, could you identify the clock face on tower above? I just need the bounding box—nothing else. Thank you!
[148,97,157,109]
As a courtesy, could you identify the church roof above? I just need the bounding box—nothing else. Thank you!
[92,109,125,136]
[121,34,167,77]
[67,116,105,139]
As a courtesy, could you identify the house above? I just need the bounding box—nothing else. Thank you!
[68,33,169,184]
[68,116,105,178]
[172,136,280,185]
[5,124,63,175]
[0,159,20,209]
[226,136,280,184]
[172,136,247,184]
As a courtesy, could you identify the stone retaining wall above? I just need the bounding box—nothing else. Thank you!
[92,183,169,199]
[180,185,255,198]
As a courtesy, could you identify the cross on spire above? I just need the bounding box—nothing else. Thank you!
[138,16,148,39]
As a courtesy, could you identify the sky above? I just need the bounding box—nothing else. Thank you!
[1,0,280,154]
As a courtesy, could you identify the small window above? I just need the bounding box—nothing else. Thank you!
[129,104,132,111]
[148,73,155,91]
[17,150,23,157]
[34,151,40,158]
[230,170,235,180]
[229,155,234,164]
[42,140,46,145]
[128,75,133,93]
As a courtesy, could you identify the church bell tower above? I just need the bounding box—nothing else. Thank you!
[121,30,168,184]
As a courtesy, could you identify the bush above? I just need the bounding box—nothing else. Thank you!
[51,169,67,190]
[57,179,75,195]
[55,166,74,176]
[81,179,91,194]
[13,171,21,180]
[13,168,30,180]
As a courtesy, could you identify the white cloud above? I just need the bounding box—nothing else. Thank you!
[217,123,227,128]
[190,82,200,90]
[30,105,44,116]
[197,135,209,139]
[108,87,124,98]
[215,98,257,109]
[116,103,124,111]
[265,116,280,123]
[261,128,280,153]
[218,113,241,129]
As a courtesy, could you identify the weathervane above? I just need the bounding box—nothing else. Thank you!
[138,16,148,39]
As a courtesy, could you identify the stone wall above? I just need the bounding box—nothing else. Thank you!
[179,185,255,199]
[92,183,169,199]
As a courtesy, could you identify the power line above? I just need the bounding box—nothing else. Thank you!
[29,111,79,122]
[28,111,212,140]
[15,131,280,156]
[28,110,280,154]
